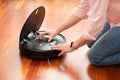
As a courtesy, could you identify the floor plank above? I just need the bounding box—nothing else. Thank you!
[0,0,120,80]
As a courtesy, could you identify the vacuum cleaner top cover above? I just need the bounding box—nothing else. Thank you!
[19,6,66,59]
[20,6,45,42]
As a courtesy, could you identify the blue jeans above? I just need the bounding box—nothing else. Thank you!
[87,21,120,66]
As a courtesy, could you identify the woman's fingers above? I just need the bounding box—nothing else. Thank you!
[58,51,64,57]
[52,46,64,56]
[38,31,49,40]
[52,44,65,56]
[48,36,53,42]
[38,31,55,42]
[52,43,74,57]
[52,45,61,50]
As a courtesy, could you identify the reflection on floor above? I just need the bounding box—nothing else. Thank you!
[0,0,120,80]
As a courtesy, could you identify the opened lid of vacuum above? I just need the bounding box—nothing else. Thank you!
[20,6,45,42]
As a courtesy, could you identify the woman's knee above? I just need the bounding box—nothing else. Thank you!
[87,51,103,66]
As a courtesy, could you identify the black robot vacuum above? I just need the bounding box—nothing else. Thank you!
[19,6,66,59]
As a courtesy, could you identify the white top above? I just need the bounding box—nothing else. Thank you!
[72,0,120,40]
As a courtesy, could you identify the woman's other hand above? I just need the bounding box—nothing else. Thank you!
[52,43,75,57]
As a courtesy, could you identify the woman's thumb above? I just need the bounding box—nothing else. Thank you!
[48,36,53,42]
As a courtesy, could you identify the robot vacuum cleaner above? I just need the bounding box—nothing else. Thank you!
[19,6,66,59]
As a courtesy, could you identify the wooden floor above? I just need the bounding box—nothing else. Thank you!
[0,0,120,80]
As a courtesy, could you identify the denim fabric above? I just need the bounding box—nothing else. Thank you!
[87,21,110,48]
[87,21,120,66]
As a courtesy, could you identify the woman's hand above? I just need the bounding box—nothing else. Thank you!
[38,30,58,42]
[52,43,76,56]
